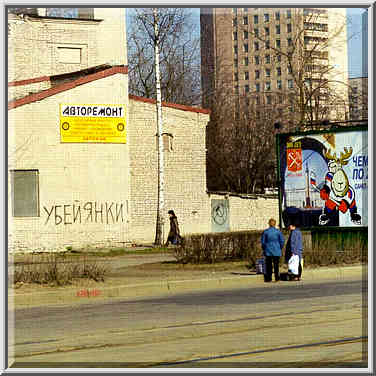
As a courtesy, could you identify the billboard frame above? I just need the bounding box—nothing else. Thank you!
[276,124,368,231]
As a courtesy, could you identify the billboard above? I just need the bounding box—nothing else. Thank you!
[60,104,126,143]
[277,126,368,228]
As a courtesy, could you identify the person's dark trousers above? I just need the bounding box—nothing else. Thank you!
[298,261,302,279]
[264,256,280,282]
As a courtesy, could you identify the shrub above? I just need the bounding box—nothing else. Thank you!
[176,229,368,266]
[175,231,262,264]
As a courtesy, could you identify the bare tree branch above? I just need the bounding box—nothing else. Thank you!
[128,8,201,106]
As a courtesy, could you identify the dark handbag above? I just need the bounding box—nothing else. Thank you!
[285,248,292,264]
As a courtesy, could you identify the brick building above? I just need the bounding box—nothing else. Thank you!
[8,7,279,252]
[200,7,349,123]
[349,77,368,121]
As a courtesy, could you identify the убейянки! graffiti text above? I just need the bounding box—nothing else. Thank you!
[43,201,125,225]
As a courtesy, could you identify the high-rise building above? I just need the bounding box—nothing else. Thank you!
[349,77,368,120]
[200,7,349,124]
[348,9,369,123]
[362,9,368,77]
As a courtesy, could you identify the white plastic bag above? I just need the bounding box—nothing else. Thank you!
[288,254,300,275]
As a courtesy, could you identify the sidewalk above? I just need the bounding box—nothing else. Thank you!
[9,252,366,309]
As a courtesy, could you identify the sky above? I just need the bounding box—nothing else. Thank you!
[346,8,368,77]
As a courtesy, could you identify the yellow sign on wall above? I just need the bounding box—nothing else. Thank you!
[60,104,126,143]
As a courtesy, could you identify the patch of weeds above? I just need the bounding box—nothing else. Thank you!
[11,254,110,286]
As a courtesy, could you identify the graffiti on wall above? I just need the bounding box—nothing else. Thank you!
[43,201,126,225]
[211,199,230,232]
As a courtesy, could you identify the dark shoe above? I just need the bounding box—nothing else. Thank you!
[351,212,361,224]
[264,279,272,283]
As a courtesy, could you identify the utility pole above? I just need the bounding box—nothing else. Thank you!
[153,8,165,246]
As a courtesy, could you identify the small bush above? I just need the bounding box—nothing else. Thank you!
[12,254,109,286]
[175,231,262,264]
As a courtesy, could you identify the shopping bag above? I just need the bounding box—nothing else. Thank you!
[288,254,300,275]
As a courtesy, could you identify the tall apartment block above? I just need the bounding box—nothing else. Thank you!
[349,77,368,121]
[362,9,368,77]
[201,7,349,124]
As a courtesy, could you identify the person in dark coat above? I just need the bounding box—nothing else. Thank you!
[261,218,285,282]
[165,210,181,246]
[285,220,303,281]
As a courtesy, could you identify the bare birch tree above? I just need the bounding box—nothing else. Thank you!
[127,8,201,106]
[133,8,166,245]
[131,8,197,244]
[153,8,165,246]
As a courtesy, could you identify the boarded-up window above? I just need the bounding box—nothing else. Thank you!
[11,170,39,217]
[58,47,81,64]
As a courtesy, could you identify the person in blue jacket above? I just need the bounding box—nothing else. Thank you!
[285,220,303,281]
[261,218,285,282]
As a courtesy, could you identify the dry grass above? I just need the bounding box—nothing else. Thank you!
[11,254,109,286]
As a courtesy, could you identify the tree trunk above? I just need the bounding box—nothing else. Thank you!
[154,8,165,246]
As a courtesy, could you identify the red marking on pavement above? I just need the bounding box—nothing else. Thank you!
[76,289,101,297]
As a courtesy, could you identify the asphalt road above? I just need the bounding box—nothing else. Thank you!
[10,275,367,369]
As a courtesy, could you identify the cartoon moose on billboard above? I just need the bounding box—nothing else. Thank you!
[319,146,361,225]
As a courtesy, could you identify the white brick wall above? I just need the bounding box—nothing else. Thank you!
[8,8,126,83]
[8,74,130,252]
[128,99,211,243]
[8,81,51,101]
[9,89,280,251]
[127,99,280,243]
[227,195,280,231]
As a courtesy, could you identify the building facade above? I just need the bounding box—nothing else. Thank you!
[349,77,368,121]
[362,9,368,77]
[8,7,280,252]
[200,7,349,124]
[8,8,127,86]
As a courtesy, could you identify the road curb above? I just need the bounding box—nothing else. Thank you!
[10,265,366,309]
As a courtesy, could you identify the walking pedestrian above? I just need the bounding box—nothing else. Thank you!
[165,210,181,246]
[261,218,285,282]
[285,220,303,281]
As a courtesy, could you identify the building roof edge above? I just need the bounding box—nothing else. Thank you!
[8,65,128,110]
[129,94,211,115]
